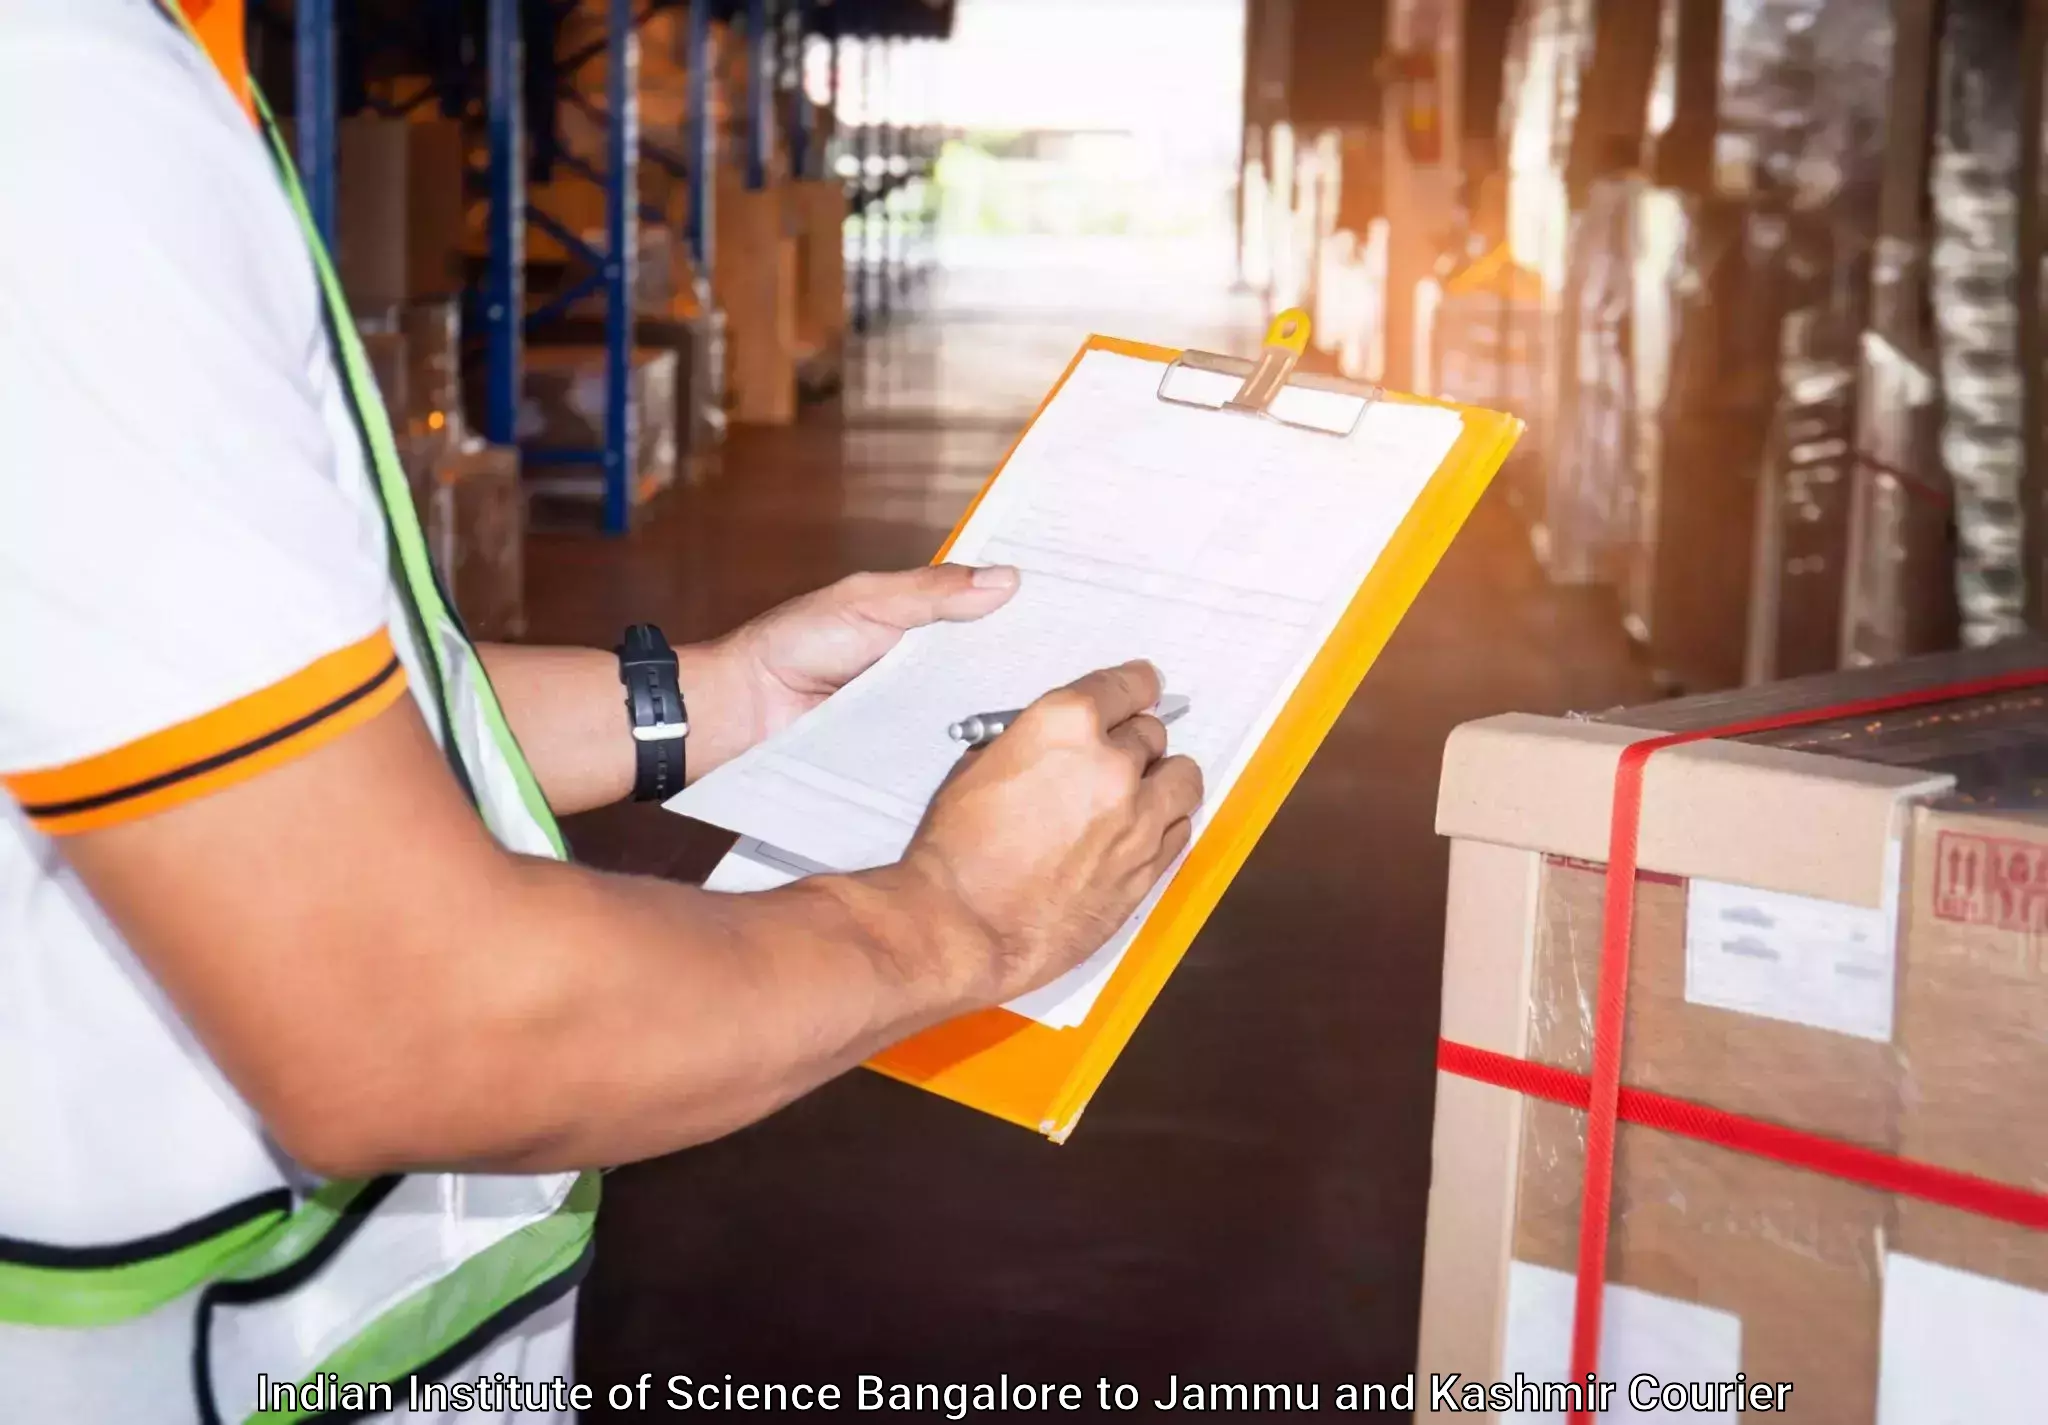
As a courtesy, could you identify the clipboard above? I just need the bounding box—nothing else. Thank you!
[723,312,1523,1140]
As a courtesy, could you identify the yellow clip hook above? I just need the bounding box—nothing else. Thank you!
[1263,307,1313,356]
[1225,307,1314,415]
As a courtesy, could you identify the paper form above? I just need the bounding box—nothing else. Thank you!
[671,349,1465,1028]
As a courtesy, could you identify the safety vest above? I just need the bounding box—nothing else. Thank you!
[1,7,599,1418]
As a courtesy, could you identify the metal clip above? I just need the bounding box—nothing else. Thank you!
[1154,308,1375,438]
[1224,308,1312,414]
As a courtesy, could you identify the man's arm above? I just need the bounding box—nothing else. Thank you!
[474,642,736,815]
[477,564,1024,817]
[61,662,1199,1176]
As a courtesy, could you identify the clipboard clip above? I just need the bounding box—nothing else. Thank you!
[1154,308,1378,438]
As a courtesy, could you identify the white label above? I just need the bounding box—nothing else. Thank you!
[1502,1262,1742,1421]
[1682,838,1902,1043]
[1880,1253,2048,1424]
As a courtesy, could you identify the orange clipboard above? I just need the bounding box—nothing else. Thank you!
[862,311,1524,1141]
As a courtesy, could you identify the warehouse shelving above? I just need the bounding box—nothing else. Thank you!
[272,0,954,535]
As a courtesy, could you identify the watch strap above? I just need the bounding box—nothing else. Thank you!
[617,624,686,802]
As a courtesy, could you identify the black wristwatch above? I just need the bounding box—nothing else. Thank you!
[616,624,687,802]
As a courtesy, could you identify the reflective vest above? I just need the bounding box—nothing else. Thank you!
[0,7,599,1418]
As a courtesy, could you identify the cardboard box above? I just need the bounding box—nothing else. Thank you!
[425,443,525,642]
[516,345,679,508]
[405,118,468,301]
[1895,801,2048,1277]
[336,117,410,311]
[400,300,463,445]
[714,180,798,426]
[791,179,848,353]
[1421,642,2048,1420]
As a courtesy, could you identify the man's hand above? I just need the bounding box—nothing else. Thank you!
[476,565,1019,816]
[892,660,1205,1004]
[702,564,1020,765]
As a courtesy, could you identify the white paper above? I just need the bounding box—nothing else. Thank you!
[1502,1262,1742,1422]
[700,838,819,894]
[1683,837,1902,1043]
[1879,1252,2048,1424]
[671,349,1464,1027]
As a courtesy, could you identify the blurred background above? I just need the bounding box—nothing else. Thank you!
[245,0,2046,1398]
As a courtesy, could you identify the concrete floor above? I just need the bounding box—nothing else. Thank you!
[530,250,1656,1404]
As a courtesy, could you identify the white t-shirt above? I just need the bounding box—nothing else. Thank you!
[0,2,573,1418]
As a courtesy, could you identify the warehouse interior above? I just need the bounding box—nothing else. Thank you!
[203,0,2048,1403]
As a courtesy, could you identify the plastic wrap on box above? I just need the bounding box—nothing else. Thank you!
[1841,322,1957,668]
[1533,173,1639,586]
[1616,186,1686,640]
[1594,634,2048,802]
[1840,0,1953,670]
[1496,0,1594,526]
[1617,0,1900,689]
[1501,0,1593,294]
[1711,0,1895,204]
[1631,198,1777,689]
[1426,247,1546,424]
[1748,295,1863,681]
[1930,0,2029,647]
[400,300,463,446]
[1731,0,1896,684]
[1515,856,1891,1420]
[421,443,525,642]
[682,304,728,483]
[517,346,680,507]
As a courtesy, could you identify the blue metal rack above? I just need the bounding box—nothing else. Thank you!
[480,0,524,458]
[292,0,337,249]
[283,0,727,537]
[517,0,642,535]
[278,0,948,531]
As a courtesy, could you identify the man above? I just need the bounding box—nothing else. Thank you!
[0,1,1202,1418]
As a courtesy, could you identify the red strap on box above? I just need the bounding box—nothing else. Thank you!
[1437,664,2048,1425]
[1437,1039,2048,1230]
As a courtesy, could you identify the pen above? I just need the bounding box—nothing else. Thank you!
[948,694,1191,748]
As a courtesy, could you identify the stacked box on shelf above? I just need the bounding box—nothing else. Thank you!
[790,179,848,399]
[1840,0,1955,669]
[335,114,468,310]
[1736,0,1897,685]
[1928,0,2030,647]
[516,345,680,511]
[1619,187,1775,686]
[1421,243,1546,472]
[363,300,527,643]
[1522,0,1665,585]
[715,170,799,426]
[538,6,731,256]
[1534,168,1642,586]
[1493,0,1596,553]
[529,297,726,489]
[1420,640,2048,1421]
[335,118,410,312]
[423,444,527,642]
[1614,0,1899,692]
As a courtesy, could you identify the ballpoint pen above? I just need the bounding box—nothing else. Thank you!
[948,694,1191,748]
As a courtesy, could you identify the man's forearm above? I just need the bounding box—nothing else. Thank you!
[366,855,987,1172]
[478,641,756,815]
[70,700,993,1178]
